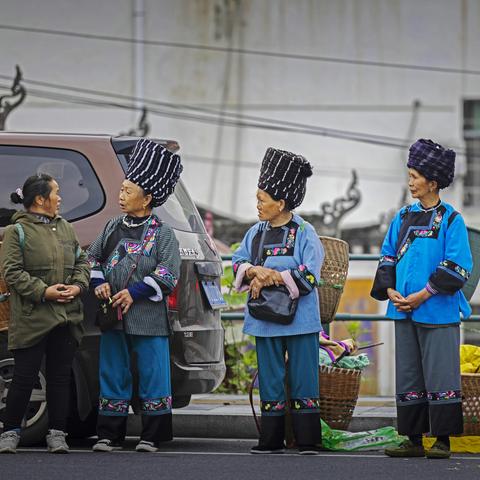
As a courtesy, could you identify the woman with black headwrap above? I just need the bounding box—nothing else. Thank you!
[86,139,182,453]
[233,148,324,455]
[371,139,472,459]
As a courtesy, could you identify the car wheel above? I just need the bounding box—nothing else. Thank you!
[172,395,191,408]
[0,332,49,446]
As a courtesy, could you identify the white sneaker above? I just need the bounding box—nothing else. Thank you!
[46,429,69,454]
[92,439,123,452]
[135,440,158,452]
[0,430,21,454]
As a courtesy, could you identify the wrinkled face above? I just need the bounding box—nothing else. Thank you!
[119,179,152,216]
[256,189,285,222]
[408,168,437,199]
[41,180,61,217]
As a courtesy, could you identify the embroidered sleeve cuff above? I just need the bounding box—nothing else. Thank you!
[280,270,300,299]
[143,276,164,302]
[234,262,253,292]
[425,282,439,296]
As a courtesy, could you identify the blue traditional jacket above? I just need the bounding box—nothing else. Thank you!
[232,214,324,337]
[371,201,472,325]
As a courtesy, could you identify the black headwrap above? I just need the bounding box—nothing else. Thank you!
[407,139,455,189]
[258,147,313,210]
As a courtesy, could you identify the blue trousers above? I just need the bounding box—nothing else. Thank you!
[256,333,321,447]
[97,331,172,444]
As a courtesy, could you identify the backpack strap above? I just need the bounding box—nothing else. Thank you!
[447,211,460,229]
[15,223,25,251]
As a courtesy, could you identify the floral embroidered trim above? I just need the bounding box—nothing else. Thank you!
[425,282,439,295]
[428,390,461,401]
[105,250,120,274]
[260,400,287,413]
[396,390,427,402]
[397,210,444,262]
[125,241,142,254]
[439,260,470,280]
[265,228,297,257]
[379,255,396,265]
[290,398,321,410]
[141,396,172,412]
[152,265,178,288]
[99,398,129,414]
[296,264,317,287]
[88,257,101,269]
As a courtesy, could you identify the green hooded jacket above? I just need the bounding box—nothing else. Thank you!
[1,211,90,350]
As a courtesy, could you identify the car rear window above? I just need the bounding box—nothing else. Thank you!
[0,145,104,224]
[117,153,205,234]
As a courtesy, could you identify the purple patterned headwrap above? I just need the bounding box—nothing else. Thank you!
[407,138,455,189]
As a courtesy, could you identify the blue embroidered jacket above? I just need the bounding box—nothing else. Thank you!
[232,214,324,337]
[371,201,472,325]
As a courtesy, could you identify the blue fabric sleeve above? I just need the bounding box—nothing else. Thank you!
[291,223,324,296]
[428,213,472,295]
[128,281,157,301]
[371,210,402,300]
[90,278,107,290]
[232,223,260,276]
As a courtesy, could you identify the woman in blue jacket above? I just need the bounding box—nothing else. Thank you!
[233,148,324,455]
[371,139,472,459]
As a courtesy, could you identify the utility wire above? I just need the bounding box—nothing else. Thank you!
[1,23,480,76]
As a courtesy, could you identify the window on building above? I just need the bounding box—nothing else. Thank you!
[0,146,104,225]
[463,100,480,206]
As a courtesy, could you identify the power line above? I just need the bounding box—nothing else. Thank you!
[0,78,472,158]
[1,23,480,76]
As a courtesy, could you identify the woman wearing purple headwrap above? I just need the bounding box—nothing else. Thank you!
[371,139,472,459]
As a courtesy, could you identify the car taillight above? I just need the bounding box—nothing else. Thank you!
[168,286,179,310]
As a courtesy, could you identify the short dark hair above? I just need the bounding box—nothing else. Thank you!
[10,174,54,209]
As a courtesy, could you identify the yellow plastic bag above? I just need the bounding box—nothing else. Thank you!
[423,436,480,454]
[460,345,480,374]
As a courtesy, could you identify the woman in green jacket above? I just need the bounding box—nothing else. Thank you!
[0,174,90,454]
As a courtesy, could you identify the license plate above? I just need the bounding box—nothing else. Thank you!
[201,280,228,310]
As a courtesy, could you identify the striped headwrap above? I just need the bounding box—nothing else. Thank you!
[126,139,183,207]
[258,147,313,210]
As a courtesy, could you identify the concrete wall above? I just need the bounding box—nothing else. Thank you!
[1,0,479,227]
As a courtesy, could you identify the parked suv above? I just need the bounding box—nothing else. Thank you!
[0,133,226,444]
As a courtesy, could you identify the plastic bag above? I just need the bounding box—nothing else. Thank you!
[321,419,405,451]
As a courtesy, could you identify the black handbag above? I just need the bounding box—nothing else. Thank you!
[247,225,298,325]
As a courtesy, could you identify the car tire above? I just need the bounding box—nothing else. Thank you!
[172,395,191,409]
[0,332,49,446]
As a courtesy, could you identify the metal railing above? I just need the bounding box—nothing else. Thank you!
[220,253,480,323]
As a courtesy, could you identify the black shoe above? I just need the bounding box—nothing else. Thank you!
[426,440,451,459]
[250,444,285,454]
[298,445,322,455]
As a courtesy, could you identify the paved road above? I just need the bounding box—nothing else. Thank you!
[2,438,480,480]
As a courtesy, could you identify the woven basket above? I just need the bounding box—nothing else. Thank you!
[462,373,480,435]
[318,236,350,324]
[0,241,10,332]
[319,365,361,430]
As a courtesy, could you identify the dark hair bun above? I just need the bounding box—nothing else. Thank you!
[10,192,24,204]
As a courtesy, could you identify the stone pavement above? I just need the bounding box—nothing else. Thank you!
[139,394,396,439]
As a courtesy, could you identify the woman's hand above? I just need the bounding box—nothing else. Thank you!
[387,288,411,312]
[44,284,75,303]
[112,289,133,314]
[404,289,432,310]
[94,282,112,300]
[249,277,264,300]
[63,285,81,298]
[247,266,282,287]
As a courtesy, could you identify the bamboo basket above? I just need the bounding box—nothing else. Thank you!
[319,365,361,430]
[0,241,10,332]
[318,236,350,324]
[462,373,480,435]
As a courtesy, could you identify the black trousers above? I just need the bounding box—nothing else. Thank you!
[3,324,77,432]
